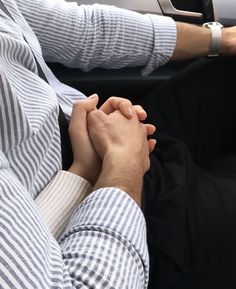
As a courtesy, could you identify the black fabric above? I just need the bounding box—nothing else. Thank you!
[0,0,73,170]
[141,57,236,289]
[57,107,73,170]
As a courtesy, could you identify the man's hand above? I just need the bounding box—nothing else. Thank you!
[221,26,236,55]
[68,95,152,186]
[87,109,156,206]
[100,96,156,153]
[99,96,148,121]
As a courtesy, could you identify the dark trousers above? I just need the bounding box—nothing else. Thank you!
[141,57,236,289]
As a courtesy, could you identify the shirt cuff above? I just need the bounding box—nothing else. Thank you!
[142,15,177,76]
[35,170,92,239]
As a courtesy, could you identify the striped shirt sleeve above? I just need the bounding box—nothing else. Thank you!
[60,188,149,288]
[0,153,149,288]
[0,0,150,287]
[15,0,176,75]
[35,170,92,240]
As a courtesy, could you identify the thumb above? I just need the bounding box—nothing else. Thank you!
[81,94,99,112]
[69,94,99,135]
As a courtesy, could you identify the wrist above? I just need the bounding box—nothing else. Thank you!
[94,151,144,206]
[104,150,144,179]
[68,163,94,185]
[172,22,212,60]
[203,22,223,57]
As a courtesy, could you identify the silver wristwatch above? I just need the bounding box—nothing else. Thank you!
[202,22,223,57]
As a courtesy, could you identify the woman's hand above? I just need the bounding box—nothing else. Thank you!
[68,94,100,185]
[68,94,156,186]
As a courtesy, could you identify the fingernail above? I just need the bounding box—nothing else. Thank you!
[88,94,98,99]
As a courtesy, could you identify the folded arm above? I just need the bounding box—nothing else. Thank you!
[15,0,176,75]
[36,95,154,237]
[15,0,236,75]
[0,152,149,288]
[171,22,236,61]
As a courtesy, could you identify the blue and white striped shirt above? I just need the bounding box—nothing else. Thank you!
[0,0,176,288]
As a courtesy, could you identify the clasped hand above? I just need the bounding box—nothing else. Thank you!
[68,94,156,188]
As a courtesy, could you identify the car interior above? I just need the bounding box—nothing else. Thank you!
[48,0,236,105]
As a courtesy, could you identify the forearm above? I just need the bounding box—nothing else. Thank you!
[171,22,211,61]
[0,161,148,288]
[16,0,176,74]
[62,187,149,288]
[171,22,233,61]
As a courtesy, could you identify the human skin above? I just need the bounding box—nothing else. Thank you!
[68,95,156,189]
[87,108,156,206]
[171,22,236,61]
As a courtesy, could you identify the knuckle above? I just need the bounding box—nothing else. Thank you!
[109,96,117,103]
[87,110,99,123]
[134,104,143,111]
[141,123,147,135]
[87,110,95,120]
[72,100,83,111]
[123,99,132,107]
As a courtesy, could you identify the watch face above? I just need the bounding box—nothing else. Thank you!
[203,22,223,28]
